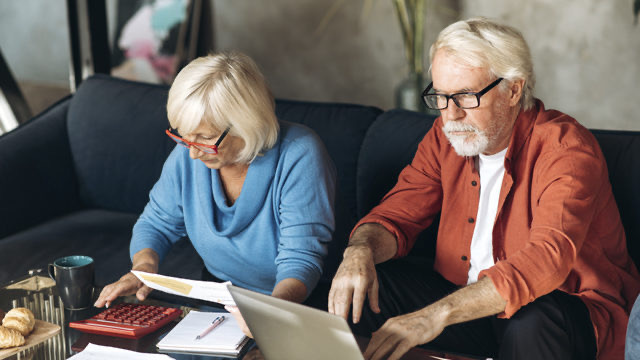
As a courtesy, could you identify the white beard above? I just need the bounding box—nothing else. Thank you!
[442,121,489,157]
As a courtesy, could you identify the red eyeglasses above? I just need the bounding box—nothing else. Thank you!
[165,126,231,155]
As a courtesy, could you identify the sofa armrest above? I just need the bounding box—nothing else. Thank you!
[0,96,83,238]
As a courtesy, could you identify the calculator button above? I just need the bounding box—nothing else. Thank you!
[69,303,183,339]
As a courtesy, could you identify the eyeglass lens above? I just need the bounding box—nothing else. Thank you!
[423,78,503,110]
[173,138,218,154]
[427,94,479,110]
[166,127,230,154]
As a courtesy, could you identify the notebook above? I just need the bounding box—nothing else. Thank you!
[156,310,250,357]
[227,285,364,360]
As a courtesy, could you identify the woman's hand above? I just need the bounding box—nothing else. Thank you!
[242,347,265,360]
[94,271,152,308]
[94,248,159,308]
[225,305,253,338]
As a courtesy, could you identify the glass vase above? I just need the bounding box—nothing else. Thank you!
[395,71,427,112]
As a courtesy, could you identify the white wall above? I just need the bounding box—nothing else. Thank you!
[461,0,640,130]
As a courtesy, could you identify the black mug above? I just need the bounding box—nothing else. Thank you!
[48,255,95,310]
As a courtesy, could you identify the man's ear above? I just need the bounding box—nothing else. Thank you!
[508,79,525,107]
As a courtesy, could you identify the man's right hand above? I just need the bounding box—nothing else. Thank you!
[328,244,381,324]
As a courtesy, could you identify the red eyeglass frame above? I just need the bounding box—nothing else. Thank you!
[165,127,230,155]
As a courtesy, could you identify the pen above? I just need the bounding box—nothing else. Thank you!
[195,315,226,340]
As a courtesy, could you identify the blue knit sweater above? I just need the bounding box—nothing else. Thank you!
[130,121,336,295]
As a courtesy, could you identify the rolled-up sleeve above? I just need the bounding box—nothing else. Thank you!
[353,125,444,258]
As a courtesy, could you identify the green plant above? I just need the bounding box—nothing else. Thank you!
[392,0,426,75]
[316,0,426,74]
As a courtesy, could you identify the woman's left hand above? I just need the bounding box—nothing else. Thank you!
[225,305,253,338]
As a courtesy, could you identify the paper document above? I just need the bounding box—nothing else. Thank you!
[131,271,235,306]
[68,343,176,359]
[157,310,249,357]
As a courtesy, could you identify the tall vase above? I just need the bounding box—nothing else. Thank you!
[395,70,427,112]
[392,0,434,113]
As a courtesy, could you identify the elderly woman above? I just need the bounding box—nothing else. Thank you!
[94,52,336,333]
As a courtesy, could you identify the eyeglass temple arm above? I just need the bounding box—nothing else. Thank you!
[477,78,504,96]
[214,128,231,147]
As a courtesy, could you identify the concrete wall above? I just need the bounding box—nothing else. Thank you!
[211,0,457,110]
[1,0,639,130]
[461,0,640,130]
[0,0,71,87]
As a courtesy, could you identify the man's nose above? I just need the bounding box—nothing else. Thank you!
[442,98,465,120]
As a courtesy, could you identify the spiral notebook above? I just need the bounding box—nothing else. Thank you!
[156,311,249,357]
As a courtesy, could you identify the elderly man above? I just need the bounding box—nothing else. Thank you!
[329,18,640,360]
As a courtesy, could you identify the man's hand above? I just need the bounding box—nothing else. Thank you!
[364,308,445,360]
[364,276,507,359]
[328,245,381,323]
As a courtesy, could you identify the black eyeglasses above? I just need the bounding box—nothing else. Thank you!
[422,78,504,110]
[165,127,230,154]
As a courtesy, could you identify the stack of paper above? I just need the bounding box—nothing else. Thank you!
[156,311,249,357]
[69,343,176,359]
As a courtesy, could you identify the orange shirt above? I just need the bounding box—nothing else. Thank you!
[356,100,640,359]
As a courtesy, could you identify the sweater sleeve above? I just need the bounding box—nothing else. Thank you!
[130,147,187,261]
[353,122,444,257]
[274,132,336,297]
[480,142,604,318]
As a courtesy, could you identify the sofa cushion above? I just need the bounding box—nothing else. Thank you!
[357,109,438,258]
[276,99,381,278]
[67,75,174,214]
[592,130,640,268]
[0,209,203,286]
[0,97,81,239]
[357,110,436,215]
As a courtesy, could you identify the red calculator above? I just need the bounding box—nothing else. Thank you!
[70,303,183,339]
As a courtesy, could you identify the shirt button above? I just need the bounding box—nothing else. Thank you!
[461,255,468,261]
[468,217,475,223]
[471,180,477,186]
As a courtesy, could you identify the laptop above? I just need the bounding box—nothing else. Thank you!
[227,285,364,360]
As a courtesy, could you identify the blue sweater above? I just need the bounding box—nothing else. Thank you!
[130,121,336,295]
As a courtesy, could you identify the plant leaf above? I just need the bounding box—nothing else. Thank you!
[393,0,414,65]
[314,0,347,36]
[413,0,425,74]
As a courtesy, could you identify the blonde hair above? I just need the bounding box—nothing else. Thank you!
[166,51,279,163]
[429,17,536,110]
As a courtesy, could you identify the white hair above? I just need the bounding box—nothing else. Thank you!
[429,17,536,110]
[166,51,279,164]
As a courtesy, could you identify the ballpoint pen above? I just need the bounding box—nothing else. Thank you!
[195,315,226,340]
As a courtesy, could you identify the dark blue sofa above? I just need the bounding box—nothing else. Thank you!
[1,75,639,299]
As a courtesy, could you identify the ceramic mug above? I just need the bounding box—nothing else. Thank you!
[48,255,95,310]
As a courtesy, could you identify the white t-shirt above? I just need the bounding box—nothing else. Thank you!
[467,148,507,284]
